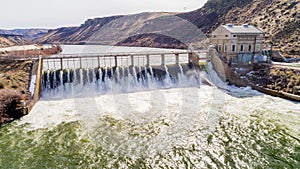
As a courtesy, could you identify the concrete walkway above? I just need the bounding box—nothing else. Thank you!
[272,62,300,70]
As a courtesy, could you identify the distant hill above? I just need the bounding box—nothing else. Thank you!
[35,12,207,49]
[0,36,16,48]
[0,29,48,40]
[0,34,27,48]
[36,0,299,56]
[116,33,188,49]
[35,15,123,44]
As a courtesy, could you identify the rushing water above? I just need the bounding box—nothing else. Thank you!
[0,46,299,168]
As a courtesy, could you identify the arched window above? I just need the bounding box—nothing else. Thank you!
[232,45,236,52]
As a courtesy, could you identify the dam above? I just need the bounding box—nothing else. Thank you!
[40,46,208,97]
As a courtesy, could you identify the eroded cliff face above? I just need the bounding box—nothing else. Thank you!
[36,12,206,49]
[35,15,124,44]
[35,12,180,45]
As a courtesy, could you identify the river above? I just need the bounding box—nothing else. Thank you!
[0,45,299,168]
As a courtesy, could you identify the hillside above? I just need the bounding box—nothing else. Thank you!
[36,0,299,56]
[35,15,124,44]
[178,0,299,57]
[116,33,188,49]
[223,0,300,57]
[0,29,48,40]
[0,34,26,48]
[36,12,207,49]
[0,36,15,48]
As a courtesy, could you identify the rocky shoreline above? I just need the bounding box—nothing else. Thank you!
[0,60,33,125]
[209,47,300,102]
[245,65,300,96]
[232,65,300,102]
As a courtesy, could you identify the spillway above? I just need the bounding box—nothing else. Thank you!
[41,64,201,98]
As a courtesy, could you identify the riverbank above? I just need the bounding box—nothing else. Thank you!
[209,47,300,102]
[0,44,61,126]
[0,60,33,125]
[0,44,62,57]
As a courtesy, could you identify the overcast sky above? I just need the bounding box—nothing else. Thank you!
[0,0,207,29]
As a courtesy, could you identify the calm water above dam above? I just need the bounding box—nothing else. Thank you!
[0,46,299,168]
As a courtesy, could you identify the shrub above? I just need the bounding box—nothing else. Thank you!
[0,89,22,119]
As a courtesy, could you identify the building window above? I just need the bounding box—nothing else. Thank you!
[218,44,222,52]
[256,44,261,51]
[224,45,227,52]
[232,45,236,52]
[233,35,237,37]
[240,45,244,52]
[248,45,252,52]
[213,35,216,38]
[225,35,228,37]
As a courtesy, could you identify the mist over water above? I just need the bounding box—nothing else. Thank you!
[0,46,299,168]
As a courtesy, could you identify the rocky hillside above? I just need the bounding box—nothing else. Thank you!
[36,0,299,56]
[0,29,48,40]
[0,29,48,47]
[0,34,27,48]
[177,0,254,33]
[35,15,124,44]
[0,36,16,48]
[36,12,206,49]
[116,33,188,49]
[225,0,299,57]
[178,0,300,57]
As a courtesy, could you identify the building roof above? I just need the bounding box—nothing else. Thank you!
[222,24,263,34]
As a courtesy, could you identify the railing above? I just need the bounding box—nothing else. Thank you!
[42,51,207,70]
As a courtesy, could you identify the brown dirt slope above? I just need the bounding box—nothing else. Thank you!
[0,60,33,125]
[0,45,61,126]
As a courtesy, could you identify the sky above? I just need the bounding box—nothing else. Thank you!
[0,0,207,29]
